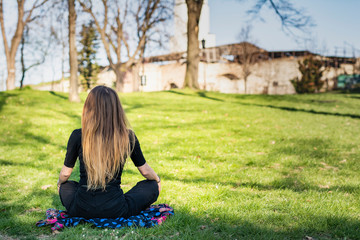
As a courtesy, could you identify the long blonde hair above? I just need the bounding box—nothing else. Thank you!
[82,86,133,191]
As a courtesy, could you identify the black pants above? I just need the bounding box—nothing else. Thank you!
[59,180,159,219]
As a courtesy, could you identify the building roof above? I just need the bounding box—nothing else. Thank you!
[143,42,357,66]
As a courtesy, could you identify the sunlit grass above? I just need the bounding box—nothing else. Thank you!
[0,89,359,239]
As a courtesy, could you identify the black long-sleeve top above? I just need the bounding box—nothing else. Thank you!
[63,129,146,186]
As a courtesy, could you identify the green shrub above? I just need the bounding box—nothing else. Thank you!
[291,56,324,93]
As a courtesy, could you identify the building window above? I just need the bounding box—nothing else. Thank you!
[140,75,147,86]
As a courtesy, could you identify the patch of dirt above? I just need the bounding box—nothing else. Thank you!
[0,233,52,239]
[0,234,16,240]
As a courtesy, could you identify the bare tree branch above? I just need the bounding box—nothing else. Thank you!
[0,0,10,60]
[79,0,172,91]
[19,25,50,88]
[247,0,314,37]
[0,0,49,90]
[237,25,260,93]
[79,0,115,67]
[24,0,49,24]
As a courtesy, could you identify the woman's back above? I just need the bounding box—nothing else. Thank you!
[57,86,161,219]
[63,129,145,187]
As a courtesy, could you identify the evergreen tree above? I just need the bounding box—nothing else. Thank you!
[291,56,324,93]
[78,21,99,91]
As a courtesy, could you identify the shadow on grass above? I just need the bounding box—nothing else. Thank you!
[0,119,66,170]
[24,132,51,144]
[167,208,360,239]
[157,137,359,193]
[49,91,68,100]
[166,91,360,120]
[0,92,17,113]
[160,170,360,194]
[55,109,82,127]
[167,90,188,96]
[167,90,224,102]
[0,186,62,237]
[2,120,65,148]
[137,118,222,132]
[1,198,359,239]
[347,95,360,100]
[123,103,158,114]
[341,88,360,94]
[0,158,40,168]
[235,101,360,119]
[1,153,358,239]
[196,92,224,102]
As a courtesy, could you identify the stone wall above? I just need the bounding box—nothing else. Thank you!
[32,79,71,92]
[33,57,359,94]
[129,57,356,94]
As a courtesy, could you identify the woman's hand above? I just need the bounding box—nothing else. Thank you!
[137,163,161,194]
[157,176,161,194]
[157,180,161,194]
[57,179,61,193]
[57,165,73,194]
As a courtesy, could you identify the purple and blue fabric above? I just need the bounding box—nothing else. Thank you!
[36,204,174,232]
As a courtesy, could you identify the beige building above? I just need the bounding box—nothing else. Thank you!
[33,43,358,94]
[94,42,358,94]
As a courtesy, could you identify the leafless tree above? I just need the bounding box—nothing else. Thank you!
[237,25,260,94]
[183,0,202,89]
[261,57,279,94]
[68,0,80,102]
[18,7,61,89]
[79,0,171,92]
[0,0,49,90]
[19,25,49,89]
[184,0,313,90]
[50,0,69,88]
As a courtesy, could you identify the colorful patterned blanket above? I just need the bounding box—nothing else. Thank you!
[36,204,174,232]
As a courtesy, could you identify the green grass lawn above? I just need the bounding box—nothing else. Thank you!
[0,89,359,239]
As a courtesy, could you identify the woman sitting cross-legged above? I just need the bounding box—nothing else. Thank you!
[57,85,161,219]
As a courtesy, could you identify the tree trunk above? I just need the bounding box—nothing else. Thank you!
[6,60,16,90]
[184,0,203,89]
[114,66,124,92]
[68,0,80,102]
[1,0,25,90]
[20,29,26,89]
[244,78,247,94]
[132,64,140,92]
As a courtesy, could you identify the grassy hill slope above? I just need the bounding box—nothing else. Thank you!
[0,89,359,239]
